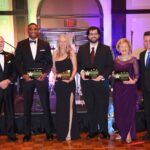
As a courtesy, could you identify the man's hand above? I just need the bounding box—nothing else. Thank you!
[92,75,105,82]
[37,73,47,81]
[62,76,74,83]
[22,74,32,82]
[0,79,11,89]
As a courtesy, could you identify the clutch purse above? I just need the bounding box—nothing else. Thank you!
[27,68,43,79]
[56,70,71,80]
[112,71,129,81]
[84,68,99,79]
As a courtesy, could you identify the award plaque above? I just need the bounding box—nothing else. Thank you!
[84,68,99,79]
[27,68,43,79]
[56,70,71,80]
[113,71,129,81]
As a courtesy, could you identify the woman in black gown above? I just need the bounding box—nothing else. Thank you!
[52,34,80,141]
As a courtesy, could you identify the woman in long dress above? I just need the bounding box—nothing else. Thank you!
[52,34,80,141]
[113,38,139,143]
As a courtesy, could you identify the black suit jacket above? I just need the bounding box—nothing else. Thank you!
[140,50,150,91]
[0,51,16,83]
[15,38,52,76]
[77,42,114,79]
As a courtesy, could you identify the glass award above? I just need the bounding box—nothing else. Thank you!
[113,71,129,81]
[27,68,43,79]
[56,70,71,80]
[84,68,99,79]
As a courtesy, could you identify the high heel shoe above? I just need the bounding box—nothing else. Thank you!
[126,138,132,143]
[66,136,71,141]
[115,134,121,140]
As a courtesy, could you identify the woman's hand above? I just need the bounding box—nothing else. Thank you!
[62,76,74,83]
[123,76,136,84]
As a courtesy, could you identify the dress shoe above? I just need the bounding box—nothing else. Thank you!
[99,132,110,139]
[8,135,18,142]
[87,132,99,139]
[46,134,53,141]
[23,135,31,142]
[141,133,150,141]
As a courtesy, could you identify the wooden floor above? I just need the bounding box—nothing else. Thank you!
[0,132,150,150]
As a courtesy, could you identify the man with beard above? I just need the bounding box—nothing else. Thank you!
[15,23,53,142]
[77,26,114,139]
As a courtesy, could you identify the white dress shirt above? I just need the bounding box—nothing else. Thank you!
[29,38,38,60]
[0,52,4,70]
[90,42,98,55]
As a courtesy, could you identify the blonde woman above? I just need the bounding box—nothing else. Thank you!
[52,34,80,141]
[113,38,139,143]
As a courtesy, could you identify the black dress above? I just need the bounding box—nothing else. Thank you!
[55,57,80,141]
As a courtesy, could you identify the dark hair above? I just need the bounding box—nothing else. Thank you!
[28,23,38,28]
[144,31,150,36]
[86,26,101,36]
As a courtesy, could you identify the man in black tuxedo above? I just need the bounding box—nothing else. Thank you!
[77,26,114,139]
[140,31,150,140]
[0,36,17,141]
[15,23,53,142]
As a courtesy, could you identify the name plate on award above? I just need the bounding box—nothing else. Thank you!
[84,68,99,79]
[113,71,129,81]
[56,70,71,80]
[27,68,43,79]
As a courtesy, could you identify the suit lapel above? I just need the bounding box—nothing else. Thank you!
[94,43,102,62]
[27,39,35,61]
[86,43,91,64]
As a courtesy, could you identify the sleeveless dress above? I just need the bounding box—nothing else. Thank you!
[113,57,139,140]
[55,57,80,141]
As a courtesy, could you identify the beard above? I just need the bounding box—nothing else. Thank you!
[88,37,99,43]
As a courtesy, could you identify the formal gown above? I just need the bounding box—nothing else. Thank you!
[113,56,139,140]
[55,57,80,141]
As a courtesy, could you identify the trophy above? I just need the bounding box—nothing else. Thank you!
[84,68,99,79]
[112,71,129,81]
[27,68,43,79]
[56,70,71,80]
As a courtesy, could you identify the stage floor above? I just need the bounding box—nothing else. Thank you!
[0,132,148,150]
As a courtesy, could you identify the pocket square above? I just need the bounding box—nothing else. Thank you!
[40,49,46,52]
[7,60,12,63]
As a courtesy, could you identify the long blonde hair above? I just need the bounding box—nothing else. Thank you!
[56,33,72,57]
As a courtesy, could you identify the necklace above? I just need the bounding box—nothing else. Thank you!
[118,55,131,61]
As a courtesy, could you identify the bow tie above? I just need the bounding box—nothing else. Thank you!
[29,40,36,44]
[0,51,4,55]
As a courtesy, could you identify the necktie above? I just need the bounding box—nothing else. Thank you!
[146,52,150,67]
[90,47,95,64]
[29,40,36,44]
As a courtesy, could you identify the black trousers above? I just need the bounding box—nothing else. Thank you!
[22,78,53,135]
[143,90,150,133]
[81,79,109,134]
[0,85,15,136]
